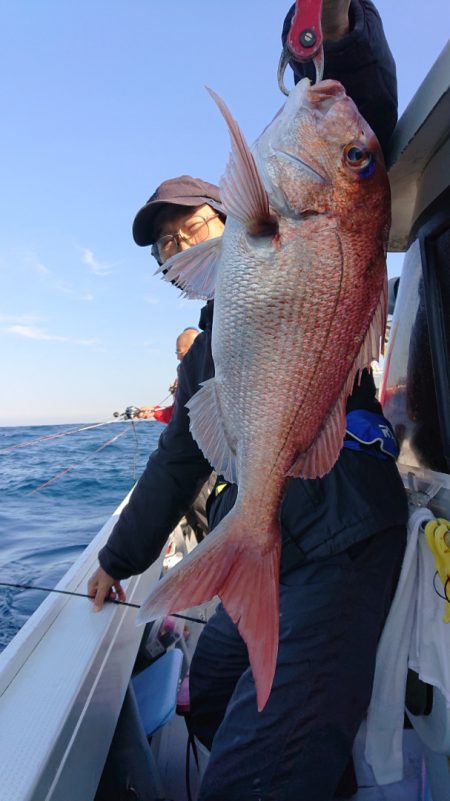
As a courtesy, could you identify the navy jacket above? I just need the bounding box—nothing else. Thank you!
[99,0,406,581]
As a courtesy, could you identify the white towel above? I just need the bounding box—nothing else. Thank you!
[409,527,450,707]
[364,506,434,784]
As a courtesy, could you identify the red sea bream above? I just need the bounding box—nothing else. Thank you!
[137,78,390,710]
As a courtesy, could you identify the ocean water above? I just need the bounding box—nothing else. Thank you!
[0,420,162,652]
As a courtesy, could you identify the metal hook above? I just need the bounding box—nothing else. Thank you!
[277,47,291,96]
[277,45,325,96]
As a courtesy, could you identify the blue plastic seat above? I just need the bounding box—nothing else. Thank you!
[132,648,183,737]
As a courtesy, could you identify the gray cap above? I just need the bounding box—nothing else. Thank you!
[132,175,222,246]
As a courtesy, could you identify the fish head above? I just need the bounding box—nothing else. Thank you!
[253,78,390,232]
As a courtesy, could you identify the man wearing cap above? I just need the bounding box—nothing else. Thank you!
[89,173,225,605]
[88,3,408,799]
[132,174,225,257]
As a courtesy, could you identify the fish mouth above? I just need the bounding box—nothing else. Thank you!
[276,149,327,184]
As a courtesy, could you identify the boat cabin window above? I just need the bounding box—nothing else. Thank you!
[381,189,450,474]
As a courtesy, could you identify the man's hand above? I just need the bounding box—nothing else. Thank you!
[87,566,126,612]
[137,406,156,419]
[322,0,351,40]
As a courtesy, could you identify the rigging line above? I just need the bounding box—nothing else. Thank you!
[27,427,131,495]
[131,420,138,481]
[0,581,207,623]
[0,419,117,455]
[157,392,173,407]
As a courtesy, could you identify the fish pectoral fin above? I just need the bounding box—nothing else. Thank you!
[137,513,281,711]
[156,236,221,300]
[187,377,238,484]
[207,87,277,235]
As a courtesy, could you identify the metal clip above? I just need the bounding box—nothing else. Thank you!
[407,471,442,508]
[278,0,324,95]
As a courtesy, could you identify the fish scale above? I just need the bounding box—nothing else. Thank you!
[139,78,390,710]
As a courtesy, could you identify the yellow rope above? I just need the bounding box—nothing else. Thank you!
[425,518,450,623]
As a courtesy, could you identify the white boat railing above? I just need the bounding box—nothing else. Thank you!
[0,491,163,801]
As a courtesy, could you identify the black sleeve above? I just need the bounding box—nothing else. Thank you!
[98,333,214,579]
[346,368,382,414]
[282,0,398,158]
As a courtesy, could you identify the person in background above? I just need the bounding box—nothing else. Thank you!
[176,327,199,361]
[89,3,407,799]
[139,322,212,549]
[137,327,200,422]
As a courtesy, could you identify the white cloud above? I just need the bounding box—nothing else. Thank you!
[0,313,43,325]
[49,280,95,301]
[7,325,67,342]
[51,280,75,294]
[74,338,99,347]
[81,248,112,276]
[24,252,50,276]
[5,325,100,348]
[3,250,94,300]
[144,294,159,305]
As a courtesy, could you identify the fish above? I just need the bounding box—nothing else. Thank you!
[137,78,390,711]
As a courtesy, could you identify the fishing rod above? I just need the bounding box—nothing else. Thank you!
[0,419,118,455]
[0,581,206,624]
[28,426,131,495]
[114,392,174,421]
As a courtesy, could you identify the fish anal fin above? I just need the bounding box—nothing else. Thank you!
[288,401,347,479]
[156,236,221,300]
[207,87,277,236]
[137,515,281,711]
[289,279,387,480]
[187,377,238,484]
[137,523,236,626]
[356,277,388,373]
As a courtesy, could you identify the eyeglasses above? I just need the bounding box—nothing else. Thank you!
[152,213,220,264]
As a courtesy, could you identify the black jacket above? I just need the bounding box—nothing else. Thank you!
[99,1,406,580]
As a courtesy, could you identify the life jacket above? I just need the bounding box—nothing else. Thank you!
[343,410,400,460]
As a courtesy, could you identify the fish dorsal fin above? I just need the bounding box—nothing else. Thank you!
[288,279,387,479]
[187,377,239,484]
[156,236,221,300]
[207,87,275,232]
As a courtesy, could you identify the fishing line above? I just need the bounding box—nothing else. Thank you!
[0,420,117,455]
[0,580,139,607]
[0,581,206,624]
[28,426,131,495]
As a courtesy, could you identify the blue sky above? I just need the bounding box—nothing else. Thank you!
[1,1,448,425]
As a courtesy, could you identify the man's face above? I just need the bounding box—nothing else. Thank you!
[154,203,225,265]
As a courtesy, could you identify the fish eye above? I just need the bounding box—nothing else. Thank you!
[343,142,375,177]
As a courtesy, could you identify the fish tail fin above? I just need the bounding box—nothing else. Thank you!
[137,514,281,711]
[220,522,281,711]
